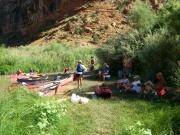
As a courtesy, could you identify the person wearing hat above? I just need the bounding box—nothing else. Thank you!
[99,63,110,81]
[75,60,87,88]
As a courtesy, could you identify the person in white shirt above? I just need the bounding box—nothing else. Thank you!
[131,75,142,94]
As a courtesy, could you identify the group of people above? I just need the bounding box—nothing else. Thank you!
[16,68,35,76]
[74,57,112,88]
[15,55,168,99]
[116,72,167,98]
[75,56,96,88]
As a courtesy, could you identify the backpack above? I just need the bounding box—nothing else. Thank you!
[76,64,84,72]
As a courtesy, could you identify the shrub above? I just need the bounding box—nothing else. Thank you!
[0,42,96,74]
[138,29,180,80]
[171,107,180,135]
[122,121,152,135]
[128,0,157,32]
[92,33,101,44]
[0,89,69,135]
[33,101,67,135]
[74,27,84,35]
[158,0,180,35]
[114,0,131,11]
[96,30,145,74]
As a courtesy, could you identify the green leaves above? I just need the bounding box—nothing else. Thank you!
[128,0,157,32]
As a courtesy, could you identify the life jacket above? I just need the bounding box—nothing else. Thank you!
[76,64,84,72]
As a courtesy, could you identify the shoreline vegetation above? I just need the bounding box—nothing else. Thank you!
[0,0,179,134]
[0,42,96,75]
[0,88,179,135]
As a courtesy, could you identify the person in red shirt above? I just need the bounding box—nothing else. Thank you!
[155,72,167,97]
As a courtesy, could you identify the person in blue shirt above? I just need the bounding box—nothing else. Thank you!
[75,60,87,89]
[99,63,110,81]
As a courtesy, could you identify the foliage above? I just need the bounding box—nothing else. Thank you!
[137,29,180,80]
[74,26,85,35]
[96,0,180,82]
[114,0,131,11]
[33,101,67,135]
[0,42,96,74]
[92,33,101,44]
[95,30,145,74]
[128,0,157,32]
[171,67,180,87]
[0,88,69,135]
[158,0,180,35]
[0,86,180,134]
[171,107,180,135]
[122,121,152,135]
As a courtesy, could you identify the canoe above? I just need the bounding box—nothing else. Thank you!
[10,72,40,83]
[21,73,74,96]
[39,74,74,96]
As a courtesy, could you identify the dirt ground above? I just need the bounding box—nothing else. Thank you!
[30,0,130,47]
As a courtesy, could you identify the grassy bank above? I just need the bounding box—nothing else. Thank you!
[0,42,96,75]
[0,88,179,135]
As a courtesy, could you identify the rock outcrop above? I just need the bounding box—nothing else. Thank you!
[0,0,92,45]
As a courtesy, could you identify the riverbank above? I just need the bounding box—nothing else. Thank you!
[0,42,96,75]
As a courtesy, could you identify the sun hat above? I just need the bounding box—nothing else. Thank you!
[133,75,140,80]
[78,60,82,63]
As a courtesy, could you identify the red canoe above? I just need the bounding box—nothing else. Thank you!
[11,73,74,96]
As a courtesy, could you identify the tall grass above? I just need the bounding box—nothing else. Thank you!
[0,42,96,74]
[0,88,179,135]
[0,88,70,135]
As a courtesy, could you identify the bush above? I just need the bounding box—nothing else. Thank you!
[0,42,96,74]
[171,107,180,135]
[138,29,180,80]
[129,0,157,32]
[122,121,152,135]
[92,33,101,44]
[158,0,180,35]
[0,88,70,135]
[96,30,145,74]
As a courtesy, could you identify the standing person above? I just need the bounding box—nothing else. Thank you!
[122,55,132,77]
[90,56,95,71]
[75,60,87,89]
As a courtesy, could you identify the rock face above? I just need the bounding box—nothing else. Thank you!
[0,0,91,45]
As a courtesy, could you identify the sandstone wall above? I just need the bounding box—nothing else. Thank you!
[0,0,90,44]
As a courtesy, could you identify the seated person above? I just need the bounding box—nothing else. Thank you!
[95,83,112,99]
[16,69,22,75]
[155,72,167,97]
[29,68,34,75]
[131,75,142,94]
[143,80,155,94]
[117,75,131,91]
[63,67,69,74]
[99,63,110,81]
[26,68,38,77]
